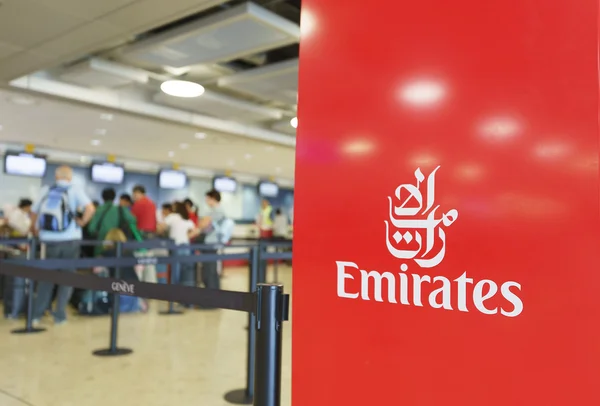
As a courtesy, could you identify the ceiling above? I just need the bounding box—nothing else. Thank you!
[0,0,301,181]
[0,88,295,179]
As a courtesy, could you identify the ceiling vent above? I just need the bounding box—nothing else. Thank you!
[153,90,284,123]
[121,2,300,68]
[59,58,149,88]
[218,58,298,105]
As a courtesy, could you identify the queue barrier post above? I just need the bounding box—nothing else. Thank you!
[160,247,184,315]
[93,242,133,357]
[224,245,260,405]
[12,238,46,335]
[253,283,287,406]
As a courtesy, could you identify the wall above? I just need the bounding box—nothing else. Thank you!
[24,163,294,221]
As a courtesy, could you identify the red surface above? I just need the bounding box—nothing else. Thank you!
[292,0,600,405]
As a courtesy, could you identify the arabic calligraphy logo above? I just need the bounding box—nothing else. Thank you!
[385,166,458,268]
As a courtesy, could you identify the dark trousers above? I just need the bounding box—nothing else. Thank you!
[33,241,80,321]
[201,249,220,290]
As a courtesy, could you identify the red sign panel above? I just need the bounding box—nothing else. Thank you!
[292,0,600,404]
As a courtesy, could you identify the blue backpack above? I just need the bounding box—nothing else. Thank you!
[38,186,74,232]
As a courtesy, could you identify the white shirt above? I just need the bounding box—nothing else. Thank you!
[7,208,31,237]
[273,214,288,237]
[164,213,194,245]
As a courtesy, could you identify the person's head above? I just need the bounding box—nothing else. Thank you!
[261,199,270,209]
[101,188,116,204]
[183,198,195,213]
[18,198,33,214]
[173,201,189,220]
[161,203,173,219]
[205,189,221,208]
[55,165,73,184]
[119,194,132,207]
[275,208,282,216]
[132,185,146,201]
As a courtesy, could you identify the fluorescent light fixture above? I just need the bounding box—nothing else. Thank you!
[168,151,175,158]
[160,80,205,98]
[91,139,101,146]
[290,117,298,128]
[194,132,207,139]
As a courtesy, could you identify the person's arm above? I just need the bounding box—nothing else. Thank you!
[87,209,101,234]
[198,215,212,230]
[74,186,95,227]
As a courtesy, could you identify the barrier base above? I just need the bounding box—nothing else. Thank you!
[159,309,184,315]
[224,389,253,405]
[92,348,133,357]
[11,327,46,334]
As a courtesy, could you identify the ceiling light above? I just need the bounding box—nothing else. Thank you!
[100,113,114,121]
[194,132,207,139]
[95,129,107,136]
[400,80,446,106]
[180,143,190,149]
[91,139,101,146]
[168,151,175,158]
[160,80,205,98]
[80,156,90,163]
[290,117,298,129]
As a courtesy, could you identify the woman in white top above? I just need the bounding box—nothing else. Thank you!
[158,202,198,292]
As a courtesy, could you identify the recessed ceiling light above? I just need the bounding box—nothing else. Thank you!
[160,80,205,98]
[100,113,114,121]
[194,132,207,139]
[180,143,190,149]
[168,151,175,158]
[95,128,107,136]
[91,139,101,146]
[245,153,252,159]
[290,117,298,129]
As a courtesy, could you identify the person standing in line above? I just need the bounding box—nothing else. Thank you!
[119,194,133,209]
[88,187,141,255]
[272,208,289,240]
[195,189,228,296]
[5,199,33,320]
[256,199,274,239]
[183,198,199,226]
[131,185,156,239]
[158,202,196,292]
[30,165,95,325]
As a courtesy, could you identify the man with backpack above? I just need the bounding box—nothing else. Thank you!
[30,165,95,325]
[88,187,142,255]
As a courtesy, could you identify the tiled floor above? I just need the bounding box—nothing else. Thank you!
[0,266,293,406]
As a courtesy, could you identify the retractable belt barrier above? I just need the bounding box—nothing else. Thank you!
[0,240,292,406]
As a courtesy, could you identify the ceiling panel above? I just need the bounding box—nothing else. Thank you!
[153,90,284,122]
[218,58,298,105]
[0,0,85,48]
[121,2,300,68]
[0,41,23,60]
[60,58,149,88]
[33,0,140,20]
[0,51,55,81]
[104,0,228,33]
